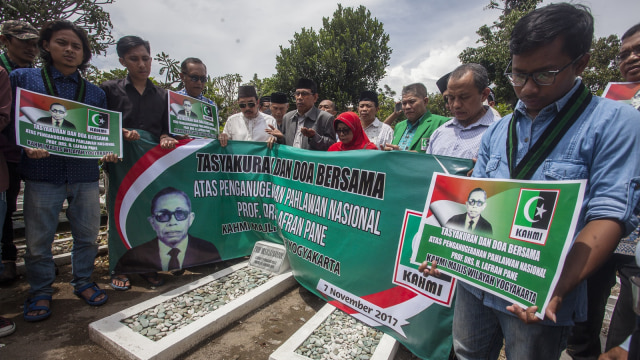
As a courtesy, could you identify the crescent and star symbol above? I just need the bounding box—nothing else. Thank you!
[523,196,547,223]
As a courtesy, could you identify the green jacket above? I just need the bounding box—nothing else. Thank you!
[392,110,449,152]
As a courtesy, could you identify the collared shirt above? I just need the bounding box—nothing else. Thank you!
[363,117,394,150]
[396,117,423,151]
[176,88,214,105]
[223,112,277,142]
[100,76,168,139]
[158,238,188,271]
[427,106,500,159]
[10,67,106,183]
[292,108,313,148]
[467,79,640,326]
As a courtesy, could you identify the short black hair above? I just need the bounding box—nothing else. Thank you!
[150,187,191,214]
[181,57,206,73]
[402,83,428,98]
[116,35,150,58]
[49,102,65,110]
[450,64,489,93]
[510,3,593,60]
[468,188,487,201]
[38,20,92,71]
[622,23,640,41]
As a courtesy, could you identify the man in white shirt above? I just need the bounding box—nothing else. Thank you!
[219,85,276,146]
[358,90,393,150]
[426,63,499,159]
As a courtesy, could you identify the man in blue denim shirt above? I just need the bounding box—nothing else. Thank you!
[10,20,118,322]
[420,4,640,359]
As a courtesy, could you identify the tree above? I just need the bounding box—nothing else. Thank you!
[244,74,278,101]
[84,65,127,85]
[582,35,624,95]
[274,4,391,110]
[204,73,243,123]
[459,0,541,108]
[0,0,115,56]
[155,52,181,90]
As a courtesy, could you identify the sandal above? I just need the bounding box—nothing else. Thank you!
[74,282,108,306]
[23,295,52,322]
[110,274,131,291]
[139,272,165,287]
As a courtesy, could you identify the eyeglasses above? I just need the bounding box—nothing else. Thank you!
[467,199,485,207]
[504,54,584,87]
[185,74,207,83]
[50,109,65,114]
[153,209,190,222]
[295,91,313,97]
[335,127,351,135]
[239,102,256,109]
[616,45,640,66]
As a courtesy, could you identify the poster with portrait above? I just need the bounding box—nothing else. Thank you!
[167,90,219,138]
[403,173,585,319]
[15,88,122,158]
[602,81,640,110]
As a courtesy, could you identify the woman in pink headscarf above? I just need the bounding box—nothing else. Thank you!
[328,112,378,151]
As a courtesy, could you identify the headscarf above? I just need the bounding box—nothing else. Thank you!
[328,112,378,151]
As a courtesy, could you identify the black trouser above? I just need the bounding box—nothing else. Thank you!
[1,162,19,262]
[567,253,640,359]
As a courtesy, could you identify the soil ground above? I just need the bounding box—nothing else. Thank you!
[0,255,422,360]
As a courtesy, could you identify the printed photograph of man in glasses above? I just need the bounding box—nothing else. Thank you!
[445,187,493,236]
[36,102,77,130]
[114,187,220,274]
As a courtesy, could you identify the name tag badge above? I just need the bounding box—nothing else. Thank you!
[421,138,430,151]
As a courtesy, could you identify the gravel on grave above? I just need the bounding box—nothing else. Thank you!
[295,309,383,360]
[121,267,275,341]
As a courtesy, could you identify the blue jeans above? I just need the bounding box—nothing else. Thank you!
[23,181,100,297]
[0,191,6,275]
[453,284,571,360]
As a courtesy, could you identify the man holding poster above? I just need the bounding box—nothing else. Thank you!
[421,4,640,359]
[10,20,118,322]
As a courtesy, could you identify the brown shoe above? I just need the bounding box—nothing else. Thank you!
[0,262,17,284]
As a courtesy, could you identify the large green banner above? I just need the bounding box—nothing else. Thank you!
[106,136,473,359]
[16,88,122,158]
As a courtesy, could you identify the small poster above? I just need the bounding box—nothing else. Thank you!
[168,90,219,138]
[15,88,122,158]
[401,173,585,319]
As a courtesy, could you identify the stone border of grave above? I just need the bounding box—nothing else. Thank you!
[89,261,296,360]
[270,303,399,360]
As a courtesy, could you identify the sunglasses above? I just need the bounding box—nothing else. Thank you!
[186,74,207,83]
[153,209,190,222]
[335,127,351,135]
[239,102,256,109]
[467,199,485,207]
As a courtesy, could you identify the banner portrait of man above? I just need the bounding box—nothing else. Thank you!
[114,187,221,273]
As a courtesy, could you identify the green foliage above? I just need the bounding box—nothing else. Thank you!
[244,74,278,100]
[154,52,181,90]
[582,35,624,95]
[459,0,542,107]
[84,65,126,84]
[0,0,115,56]
[376,84,399,124]
[204,73,243,123]
[427,93,451,118]
[274,4,391,110]
[460,0,624,105]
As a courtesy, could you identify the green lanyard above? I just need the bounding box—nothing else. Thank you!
[506,83,592,180]
[41,65,87,102]
[0,53,13,72]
